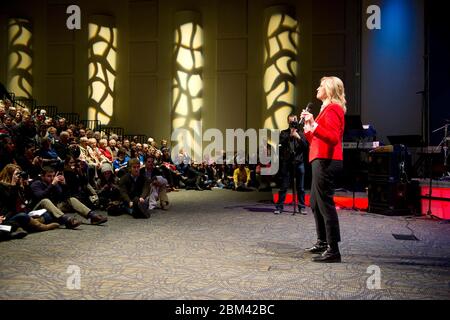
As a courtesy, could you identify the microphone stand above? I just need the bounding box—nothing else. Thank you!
[289,133,298,216]
[424,124,448,220]
[292,159,298,215]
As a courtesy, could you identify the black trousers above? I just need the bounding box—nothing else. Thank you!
[310,159,342,244]
[276,162,305,210]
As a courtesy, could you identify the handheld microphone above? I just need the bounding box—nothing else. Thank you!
[299,102,313,126]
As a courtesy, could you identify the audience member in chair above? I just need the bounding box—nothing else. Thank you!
[98,138,113,163]
[15,144,42,180]
[36,137,63,170]
[54,131,71,160]
[0,136,17,171]
[113,148,130,178]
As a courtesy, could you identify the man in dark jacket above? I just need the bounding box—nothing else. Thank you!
[119,158,151,218]
[30,166,107,227]
[274,114,309,215]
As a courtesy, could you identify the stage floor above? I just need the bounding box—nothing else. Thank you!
[1,190,449,300]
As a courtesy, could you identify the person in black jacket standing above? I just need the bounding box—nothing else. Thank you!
[274,114,309,215]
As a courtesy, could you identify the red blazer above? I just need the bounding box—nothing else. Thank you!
[304,103,345,162]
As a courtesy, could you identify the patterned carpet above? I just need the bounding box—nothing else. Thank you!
[1,189,449,300]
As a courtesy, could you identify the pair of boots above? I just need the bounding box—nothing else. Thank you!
[27,218,59,232]
[304,240,341,263]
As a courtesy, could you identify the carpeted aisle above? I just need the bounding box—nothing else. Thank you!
[1,189,449,300]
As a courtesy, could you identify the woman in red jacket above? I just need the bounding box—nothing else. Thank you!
[301,76,346,263]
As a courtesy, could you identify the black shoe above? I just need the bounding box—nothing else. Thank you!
[65,217,81,229]
[10,227,28,239]
[304,240,328,254]
[312,248,341,263]
[90,213,108,225]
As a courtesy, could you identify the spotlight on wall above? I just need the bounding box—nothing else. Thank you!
[263,6,299,130]
[7,18,33,99]
[87,15,117,125]
[172,11,203,160]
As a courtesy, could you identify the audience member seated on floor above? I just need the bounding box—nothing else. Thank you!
[184,163,212,191]
[30,165,107,226]
[144,175,169,211]
[255,162,274,191]
[119,158,152,218]
[200,161,216,188]
[113,148,130,178]
[95,162,121,212]
[0,214,28,241]
[29,166,81,229]
[233,164,253,191]
[0,164,60,233]
[160,147,184,190]
[140,156,161,180]
[63,156,100,209]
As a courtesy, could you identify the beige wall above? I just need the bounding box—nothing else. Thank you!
[1,0,360,142]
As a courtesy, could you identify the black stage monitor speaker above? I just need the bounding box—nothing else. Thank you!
[368,180,420,216]
[368,145,411,182]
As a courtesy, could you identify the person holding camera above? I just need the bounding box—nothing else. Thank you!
[274,114,309,215]
[30,165,107,227]
[0,164,60,233]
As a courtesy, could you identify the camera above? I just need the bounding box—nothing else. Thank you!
[17,171,28,179]
[289,121,299,129]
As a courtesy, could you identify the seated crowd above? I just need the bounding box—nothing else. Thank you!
[0,98,275,242]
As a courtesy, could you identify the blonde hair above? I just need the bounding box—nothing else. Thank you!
[320,76,347,113]
[0,164,21,185]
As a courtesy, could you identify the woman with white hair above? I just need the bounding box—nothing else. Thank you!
[301,76,346,263]
[98,139,113,163]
